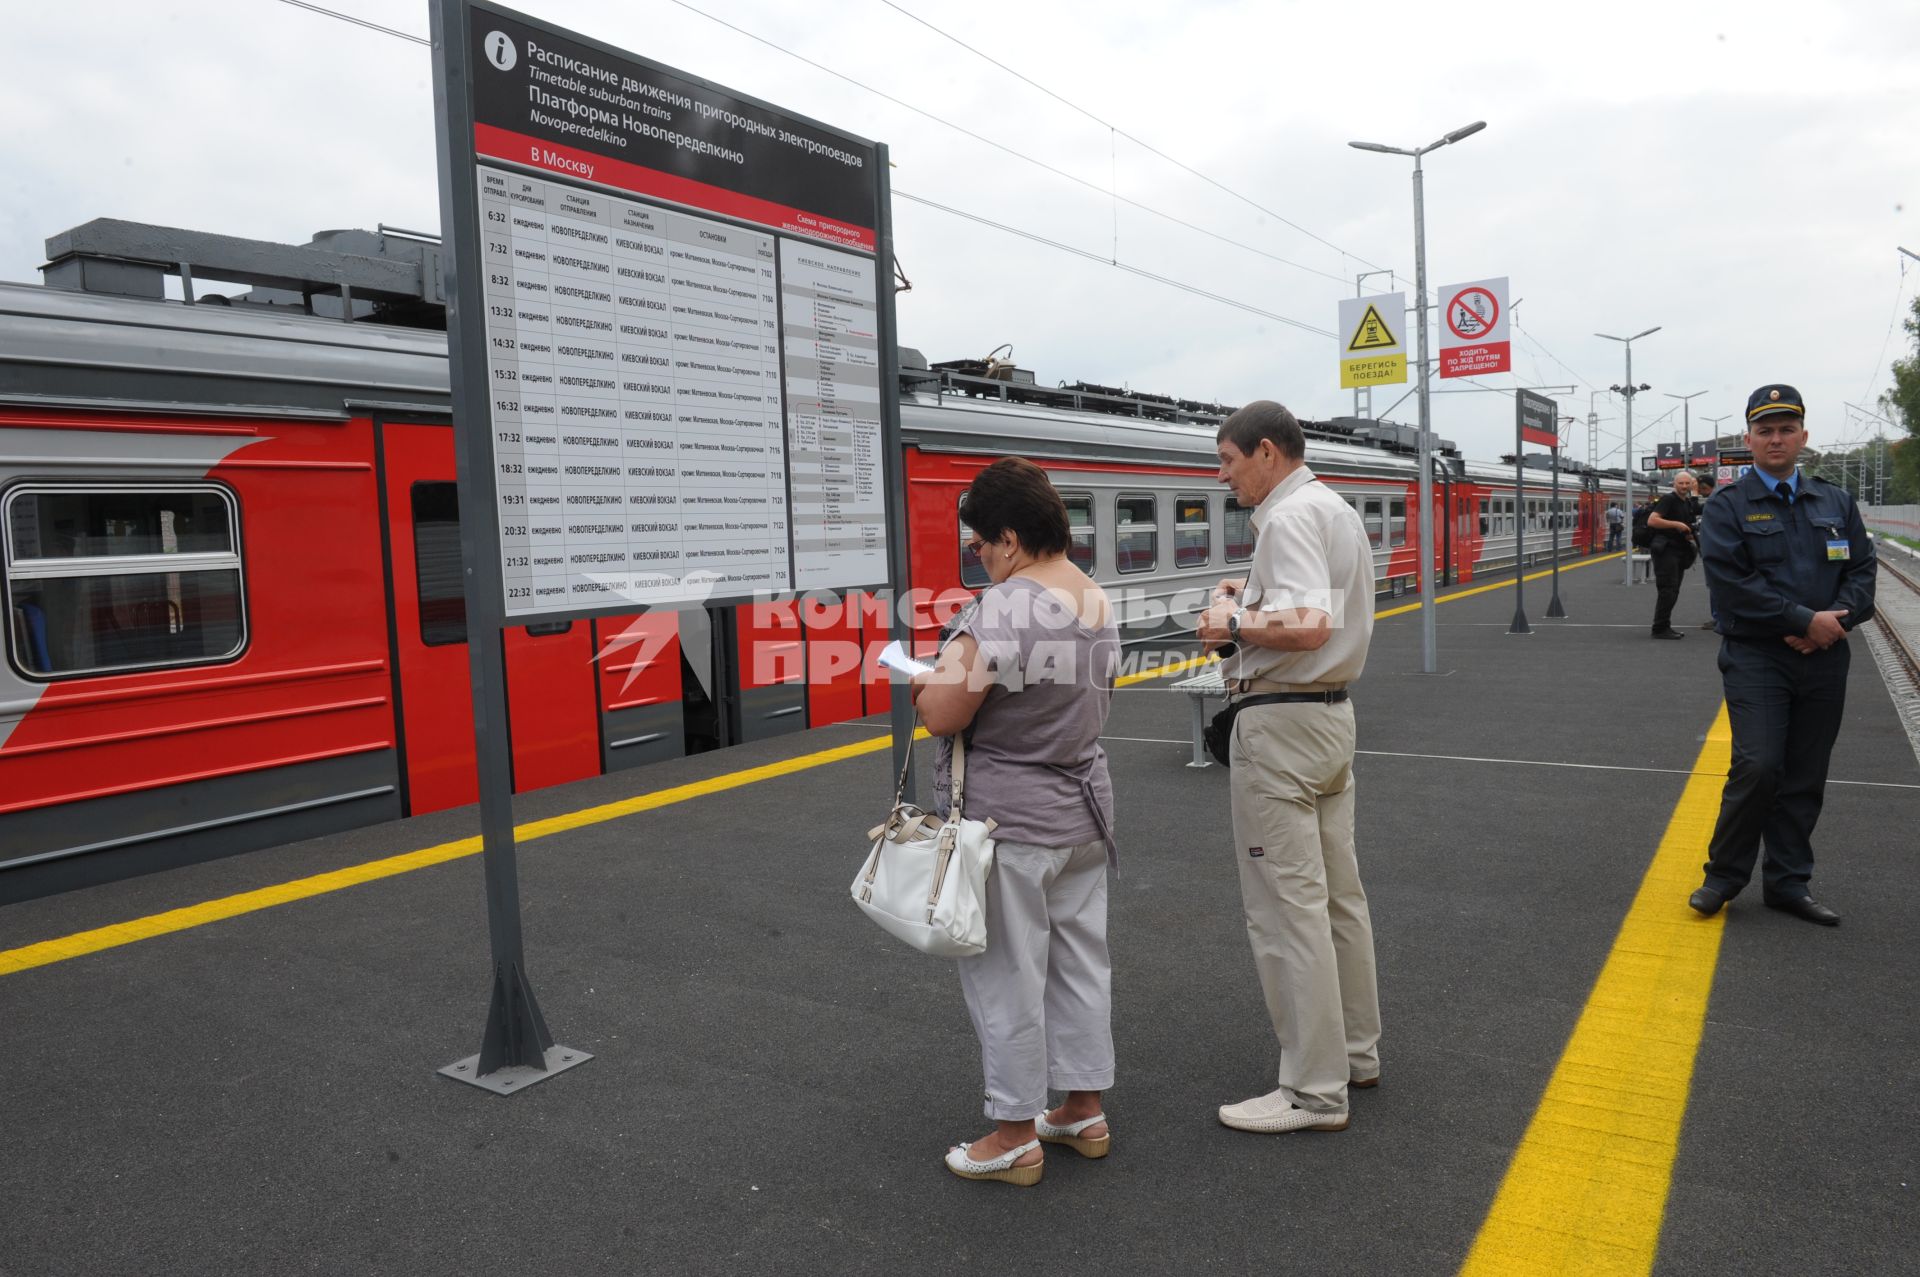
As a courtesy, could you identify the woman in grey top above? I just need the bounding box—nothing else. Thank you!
[912,457,1119,1188]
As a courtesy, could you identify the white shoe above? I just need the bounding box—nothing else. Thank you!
[1217,1088,1349,1133]
[1036,1110,1111,1159]
[944,1137,1044,1186]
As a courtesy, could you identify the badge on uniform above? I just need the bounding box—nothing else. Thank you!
[1827,540,1849,561]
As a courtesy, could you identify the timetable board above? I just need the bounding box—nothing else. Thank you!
[443,1,892,619]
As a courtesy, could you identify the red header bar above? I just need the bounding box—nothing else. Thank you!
[473,124,877,252]
[1520,427,1563,448]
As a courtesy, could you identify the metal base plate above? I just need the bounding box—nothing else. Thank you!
[438,1044,593,1095]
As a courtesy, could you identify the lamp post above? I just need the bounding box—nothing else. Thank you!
[1665,390,1707,473]
[1350,119,1487,674]
[1598,327,1661,583]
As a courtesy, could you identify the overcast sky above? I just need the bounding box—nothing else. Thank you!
[5,0,1916,466]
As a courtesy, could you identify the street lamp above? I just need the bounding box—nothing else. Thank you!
[1598,326,1661,583]
[1349,119,1487,674]
[1665,390,1707,471]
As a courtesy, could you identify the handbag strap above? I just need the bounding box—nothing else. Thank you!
[949,733,967,819]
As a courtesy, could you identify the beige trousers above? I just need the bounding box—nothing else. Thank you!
[956,838,1114,1120]
[1229,699,1381,1113]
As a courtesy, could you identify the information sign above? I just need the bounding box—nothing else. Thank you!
[1337,292,1407,388]
[453,1,891,619]
[1437,276,1511,379]
[1655,442,1685,470]
[1687,440,1716,467]
[1517,389,1561,448]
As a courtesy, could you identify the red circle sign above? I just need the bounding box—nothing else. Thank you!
[1446,287,1499,340]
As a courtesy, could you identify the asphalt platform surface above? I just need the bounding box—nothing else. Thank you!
[4,555,1917,1276]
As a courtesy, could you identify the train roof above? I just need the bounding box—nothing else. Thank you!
[0,278,450,420]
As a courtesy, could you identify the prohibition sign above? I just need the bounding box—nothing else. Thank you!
[1447,287,1499,340]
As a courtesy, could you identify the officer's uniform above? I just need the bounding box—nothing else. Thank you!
[1695,386,1876,914]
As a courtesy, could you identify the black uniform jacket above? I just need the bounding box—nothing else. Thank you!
[1699,467,1877,639]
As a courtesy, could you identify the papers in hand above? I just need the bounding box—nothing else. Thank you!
[878,639,934,677]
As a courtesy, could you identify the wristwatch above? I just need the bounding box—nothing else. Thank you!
[1227,608,1244,641]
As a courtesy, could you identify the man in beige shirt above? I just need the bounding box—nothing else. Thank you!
[1196,399,1381,1134]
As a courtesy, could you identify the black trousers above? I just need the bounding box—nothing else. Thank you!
[1650,548,1686,632]
[1702,637,1850,901]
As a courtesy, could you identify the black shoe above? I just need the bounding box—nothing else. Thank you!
[1688,887,1726,916]
[1652,628,1685,640]
[1764,896,1840,926]
[1698,620,1716,630]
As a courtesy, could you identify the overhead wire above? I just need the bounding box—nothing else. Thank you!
[1859,253,1912,407]
[872,0,1390,274]
[277,0,1343,337]
[894,192,1335,336]
[274,0,429,45]
[660,0,1360,288]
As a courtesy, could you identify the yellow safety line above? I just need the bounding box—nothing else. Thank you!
[2,551,1625,976]
[1459,704,1732,1277]
[1118,551,1626,686]
[0,730,918,978]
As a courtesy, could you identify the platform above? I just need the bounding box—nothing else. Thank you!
[4,552,1917,1276]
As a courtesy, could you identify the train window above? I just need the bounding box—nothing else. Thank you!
[1362,497,1385,548]
[1477,498,1490,537]
[3,484,246,679]
[957,493,990,589]
[1388,499,1407,548]
[1115,494,1156,574]
[1062,492,1096,572]
[1174,495,1210,568]
[1224,498,1254,563]
[412,482,468,646]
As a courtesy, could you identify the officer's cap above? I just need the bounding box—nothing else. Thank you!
[1745,384,1804,423]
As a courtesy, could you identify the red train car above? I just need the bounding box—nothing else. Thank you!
[0,223,1627,901]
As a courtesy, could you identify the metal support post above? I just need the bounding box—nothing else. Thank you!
[872,146,919,796]
[1509,443,1530,634]
[1546,444,1567,617]
[1412,157,1438,671]
[431,0,588,1095]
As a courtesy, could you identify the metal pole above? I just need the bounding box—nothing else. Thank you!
[1509,433,1530,634]
[872,145,919,795]
[1412,154,1438,672]
[429,0,586,1094]
[1547,444,1567,617]
[1623,343,1636,586]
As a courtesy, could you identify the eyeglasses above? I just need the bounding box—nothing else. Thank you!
[965,537,986,556]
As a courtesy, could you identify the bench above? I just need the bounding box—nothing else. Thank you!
[1631,552,1653,583]
[1170,666,1228,768]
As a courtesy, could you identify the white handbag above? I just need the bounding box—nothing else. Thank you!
[850,733,997,957]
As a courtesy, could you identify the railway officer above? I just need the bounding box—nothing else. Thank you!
[1197,400,1381,1134]
[1689,385,1877,926]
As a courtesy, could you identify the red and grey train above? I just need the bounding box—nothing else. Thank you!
[0,223,1627,900]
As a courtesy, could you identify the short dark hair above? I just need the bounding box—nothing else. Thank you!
[1217,400,1305,461]
[960,457,1070,557]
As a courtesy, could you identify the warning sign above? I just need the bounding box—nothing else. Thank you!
[1348,303,1398,350]
[1337,291,1407,389]
[1437,276,1510,379]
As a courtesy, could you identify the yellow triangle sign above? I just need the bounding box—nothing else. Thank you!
[1347,303,1398,352]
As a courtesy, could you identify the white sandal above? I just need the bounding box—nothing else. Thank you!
[1036,1111,1111,1159]
[944,1137,1044,1186]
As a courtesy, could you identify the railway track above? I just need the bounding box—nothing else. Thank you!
[1874,548,1920,684]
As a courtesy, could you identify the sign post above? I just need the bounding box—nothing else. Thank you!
[429,0,896,1092]
[1437,277,1511,379]
[1511,389,1560,633]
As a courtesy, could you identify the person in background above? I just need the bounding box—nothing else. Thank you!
[1605,500,1625,551]
[1688,385,1877,926]
[1696,471,1721,629]
[912,457,1120,1186]
[1646,470,1700,639]
[1196,400,1380,1136]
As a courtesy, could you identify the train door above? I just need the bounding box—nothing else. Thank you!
[377,421,601,813]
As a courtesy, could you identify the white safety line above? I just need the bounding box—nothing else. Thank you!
[1355,748,1920,790]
